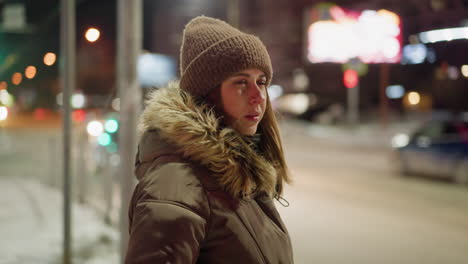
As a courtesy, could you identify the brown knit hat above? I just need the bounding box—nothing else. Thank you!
[179,16,273,96]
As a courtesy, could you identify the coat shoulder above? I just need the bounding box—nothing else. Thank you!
[133,161,211,220]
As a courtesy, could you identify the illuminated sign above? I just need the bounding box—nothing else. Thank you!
[138,53,176,88]
[306,5,402,63]
[419,27,468,43]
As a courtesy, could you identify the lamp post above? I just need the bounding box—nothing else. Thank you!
[117,0,142,262]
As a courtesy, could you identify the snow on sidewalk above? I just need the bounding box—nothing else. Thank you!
[0,177,119,264]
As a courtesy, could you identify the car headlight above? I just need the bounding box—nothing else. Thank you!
[391,133,409,148]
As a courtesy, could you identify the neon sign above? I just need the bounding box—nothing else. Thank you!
[307,5,402,63]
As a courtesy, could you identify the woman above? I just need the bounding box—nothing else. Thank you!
[126,16,293,263]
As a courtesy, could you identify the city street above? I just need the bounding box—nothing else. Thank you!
[1,120,468,263]
[279,121,468,264]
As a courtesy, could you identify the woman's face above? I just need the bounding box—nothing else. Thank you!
[218,68,267,135]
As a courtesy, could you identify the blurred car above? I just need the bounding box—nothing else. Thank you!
[273,92,344,124]
[391,117,468,185]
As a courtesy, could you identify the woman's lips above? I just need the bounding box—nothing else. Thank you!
[245,114,260,121]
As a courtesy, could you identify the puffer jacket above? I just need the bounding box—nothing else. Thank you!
[125,82,294,264]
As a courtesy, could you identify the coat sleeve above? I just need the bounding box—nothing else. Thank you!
[125,199,207,264]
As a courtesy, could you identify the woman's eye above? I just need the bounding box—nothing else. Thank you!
[257,80,267,87]
[235,80,248,86]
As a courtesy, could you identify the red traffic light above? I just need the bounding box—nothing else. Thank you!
[343,69,359,89]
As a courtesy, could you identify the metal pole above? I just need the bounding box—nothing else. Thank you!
[347,84,359,125]
[60,0,75,263]
[117,0,142,262]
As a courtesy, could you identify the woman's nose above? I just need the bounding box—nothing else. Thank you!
[249,84,266,105]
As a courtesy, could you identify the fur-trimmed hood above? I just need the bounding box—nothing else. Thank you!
[137,81,277,198]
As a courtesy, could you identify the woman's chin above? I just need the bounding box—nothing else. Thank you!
[234,124,258,136]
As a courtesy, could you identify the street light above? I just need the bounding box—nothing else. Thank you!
[44,52,57,66]
[85,27,100,42]
[0,81,7,90]
[25,66,37,79]
[11,72,22,85]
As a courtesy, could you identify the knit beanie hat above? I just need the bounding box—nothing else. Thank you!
[179,16,273,97]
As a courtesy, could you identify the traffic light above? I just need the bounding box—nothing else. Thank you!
[103,114,119,153]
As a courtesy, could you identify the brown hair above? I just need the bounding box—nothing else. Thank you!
[257,93,292,197]
[206,86,291,197]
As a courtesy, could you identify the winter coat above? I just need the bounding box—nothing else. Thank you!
[125,82,294,264]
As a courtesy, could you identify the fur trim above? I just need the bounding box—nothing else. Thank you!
[139,81,277,198]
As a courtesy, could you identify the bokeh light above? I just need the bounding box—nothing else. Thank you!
[0,90,14,106]
[98,133,111,146]
[71,94,86,109]
[56,93,63,106]
[391,133,409,148]
[0,81,7,90]
[87,120,104,137]
[25,66,37,79]
[408,92,421,105]
[461,65,468,77]
[386,85,405,99]
[72,109,86,123]
[12,73,22,85]
[343,69,359,89]
[112,98,120,111]
[85,27,100,42]
[34,108,47,120]
[105,119,119,133]
[0,106,8,121]
[267,85,284,101]
[44,52,57,66]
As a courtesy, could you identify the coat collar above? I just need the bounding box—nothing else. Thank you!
[138,81,277,199]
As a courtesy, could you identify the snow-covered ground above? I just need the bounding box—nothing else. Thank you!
[0,177,119,264]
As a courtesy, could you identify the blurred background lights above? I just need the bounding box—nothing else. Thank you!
[107,142,118,154]
[56,93,63,106]
[408,34,419,44]
[267,85,283,100]
[25,66,37,79]
[97,133,111,146]
[277,93,310,115]
[426,48,437,63]
[343,69,359,88]
[308,6,401,63]
[460,65,468,77]
[383,38,401,59]
[43,52,57,66]
[0,81,7,90]
[11,72,22,85]
[391,133,409,148]
[33,108,47,120]
[402,44,427,64]
[71,93,86,109]
[377,9,400,25]
[0,90,14,106]
[447,66,459,80]
[0,106,8,121]
[137,53,176,87]
[72,109,86,123]
[386,85,405,99]
[87,120,104,137]
[408,92,421,105]
[111,98,120,111]
[419,27,468,43]
[104,119,119,133]
[85,27,100,42]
